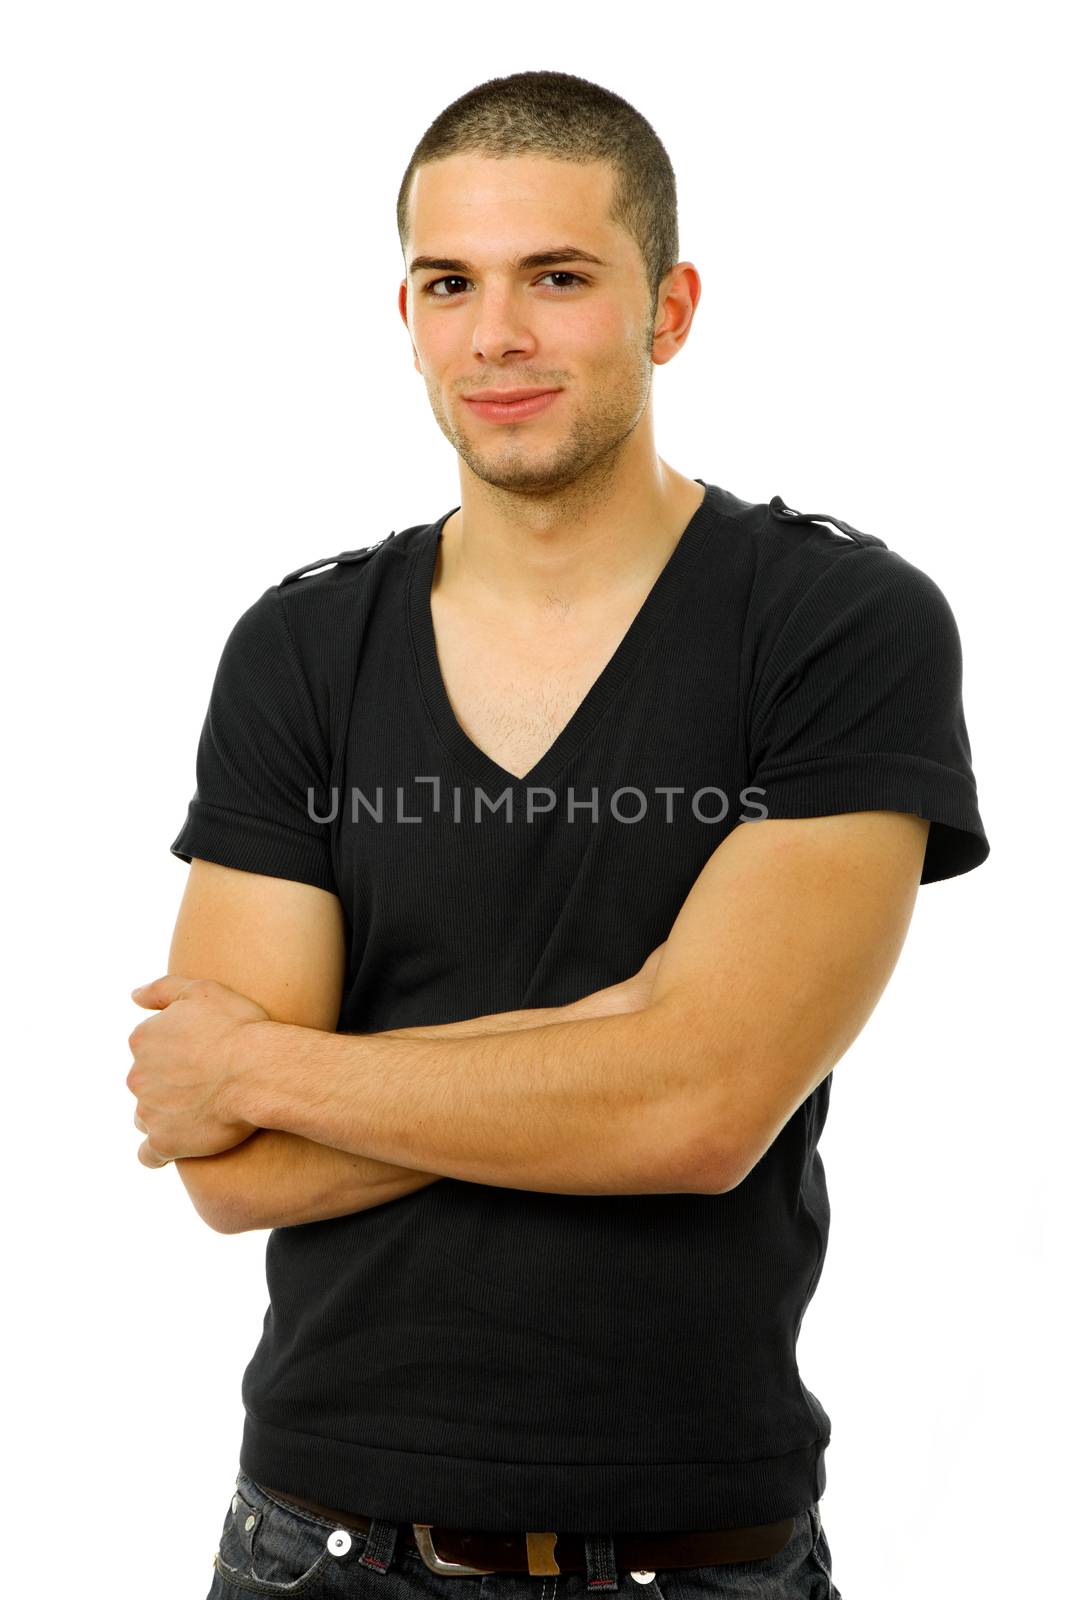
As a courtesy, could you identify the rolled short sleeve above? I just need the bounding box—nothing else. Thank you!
[747,547,990,884]
[169,584,338,893]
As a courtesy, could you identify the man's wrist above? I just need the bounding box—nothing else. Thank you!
[229,1017,289,1131]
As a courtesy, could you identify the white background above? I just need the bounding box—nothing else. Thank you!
[2,3,1060,1596]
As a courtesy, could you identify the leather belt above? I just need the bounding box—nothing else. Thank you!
[258,1483,796,1576]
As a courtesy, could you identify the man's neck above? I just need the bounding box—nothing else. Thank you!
[435,468,706,623]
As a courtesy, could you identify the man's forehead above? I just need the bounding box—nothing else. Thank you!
[405,156,629,275]
[410,152,614,221]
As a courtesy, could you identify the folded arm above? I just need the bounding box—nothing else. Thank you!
[161,859,659,1232]
[228,809,931,1196]
[192,982,650,1232]
[161,807,928,1225]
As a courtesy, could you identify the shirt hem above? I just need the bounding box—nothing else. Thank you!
[239,1412,830,1533]
[169,800,337,894]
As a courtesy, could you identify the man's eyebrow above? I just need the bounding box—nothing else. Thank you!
[408,247,610,276]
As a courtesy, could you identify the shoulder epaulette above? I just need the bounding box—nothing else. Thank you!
[279,530,397,586]
[768,495,887,550]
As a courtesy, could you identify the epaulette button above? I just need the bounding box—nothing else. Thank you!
[280,530,397,586]
[768,495,887,550]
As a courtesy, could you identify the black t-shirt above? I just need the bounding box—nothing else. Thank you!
[170,480,989,1533]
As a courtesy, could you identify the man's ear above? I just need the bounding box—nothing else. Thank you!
[397,280,421,373]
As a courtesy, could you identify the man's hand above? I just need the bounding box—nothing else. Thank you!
[127,975,267,1166]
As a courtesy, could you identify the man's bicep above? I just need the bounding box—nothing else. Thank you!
[647,811,930,1191]
[167,857,346,1031]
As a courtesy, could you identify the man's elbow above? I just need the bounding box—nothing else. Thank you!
[673,1124,751,1196]
[680,1137,736,1196]
[174,1157,257,1234]
[696,1086,807,1196]
[641,1003,741,1196]
[648,1090,734,1196]
[206,1200,260,1235]
[680,1082,775,1197]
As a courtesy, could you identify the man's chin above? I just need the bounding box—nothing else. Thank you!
[454,446,585,497]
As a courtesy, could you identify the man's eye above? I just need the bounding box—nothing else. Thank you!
[425,276,469,297]
[423,272,586,298]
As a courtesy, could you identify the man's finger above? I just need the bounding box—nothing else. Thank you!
[130,975,190,1009]
[137,1138,171,1169]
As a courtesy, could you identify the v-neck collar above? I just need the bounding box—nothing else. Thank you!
[406,478,715,791]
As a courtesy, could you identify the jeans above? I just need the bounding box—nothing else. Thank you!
[205,1469,841,1599]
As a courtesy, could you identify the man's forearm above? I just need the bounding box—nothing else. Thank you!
[174,1131,440,1233]
[239,995,708,1198]
[181,986,631,1230]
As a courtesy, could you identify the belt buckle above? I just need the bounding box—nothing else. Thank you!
[412,1526,562,1577]
[411,1525,499,1576]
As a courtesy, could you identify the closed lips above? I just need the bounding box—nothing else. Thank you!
[463,389,559,403]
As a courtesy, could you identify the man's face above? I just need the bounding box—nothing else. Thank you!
[400,152,662,496]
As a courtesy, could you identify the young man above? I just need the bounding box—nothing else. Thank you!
[128,70,988,1599]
